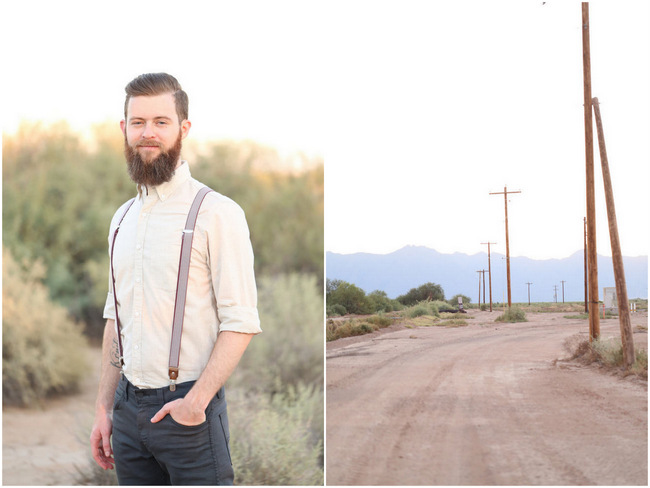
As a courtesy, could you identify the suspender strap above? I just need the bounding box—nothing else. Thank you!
[168,186,213,390]
[110,198,136,369]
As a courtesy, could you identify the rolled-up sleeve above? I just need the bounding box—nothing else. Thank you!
[207,198,262,334]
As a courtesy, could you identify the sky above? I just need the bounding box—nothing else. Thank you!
[324,0,650,259]
[2,0,649,261]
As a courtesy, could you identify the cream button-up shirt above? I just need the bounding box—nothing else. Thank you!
[103,162,261,389]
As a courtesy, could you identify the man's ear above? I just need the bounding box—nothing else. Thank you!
[180,119,192,139]
[120,119,126,135]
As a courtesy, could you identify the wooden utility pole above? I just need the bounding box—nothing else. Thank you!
[584,217,588,313]
[476,270,483,308]
[582,2,600,341]
[481,269,487,305]
[561,280,566,303]
[592,97,635,368]
[553,285,559,303]
[481,242,497,311]
[489,186,521,308]
[526,282,533,306]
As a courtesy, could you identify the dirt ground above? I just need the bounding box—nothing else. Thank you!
[326,310,648,486]
[2,347,104,485]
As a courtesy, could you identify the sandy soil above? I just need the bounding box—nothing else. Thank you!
[2,347,104,486]
[326,310,648,486]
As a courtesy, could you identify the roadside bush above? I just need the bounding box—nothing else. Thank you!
[2,249,88,406]
[397,282,445,306]
[495,307,527,323]
[563,334,648,378]
[326,304,347,317]
[448,294,471,308]
[367,290,401,313]
[326,280,373,315]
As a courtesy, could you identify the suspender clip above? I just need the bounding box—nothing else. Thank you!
[169,367,179,392]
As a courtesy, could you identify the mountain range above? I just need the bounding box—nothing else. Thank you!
[326,246,648,303]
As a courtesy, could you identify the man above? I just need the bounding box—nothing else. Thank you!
[90,73,262,485]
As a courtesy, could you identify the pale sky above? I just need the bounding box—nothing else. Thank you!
[2,1,649,261]
[325,0,650,259]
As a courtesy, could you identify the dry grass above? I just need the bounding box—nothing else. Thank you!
[563,334,648,379]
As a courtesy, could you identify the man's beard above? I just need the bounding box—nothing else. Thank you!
[124,132,183,187]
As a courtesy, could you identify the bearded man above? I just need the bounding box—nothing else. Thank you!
[90,73,262,485]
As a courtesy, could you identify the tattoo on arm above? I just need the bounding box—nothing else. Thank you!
[110,338,121,369]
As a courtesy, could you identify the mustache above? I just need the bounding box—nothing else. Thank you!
[134,140,163,148]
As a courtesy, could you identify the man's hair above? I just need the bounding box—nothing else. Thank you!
[124,73,189,122]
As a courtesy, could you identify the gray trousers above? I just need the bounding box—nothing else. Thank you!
[112,376,234,485]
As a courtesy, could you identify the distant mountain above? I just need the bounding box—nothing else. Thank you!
[326,245,648,303]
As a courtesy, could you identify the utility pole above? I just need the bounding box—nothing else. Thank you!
[561,280,566,303]
[582,2,600,341]
[526,282,533,306]
[553,285,559,303]
[592,97,635,368]
[482,242,497,311]
[476,270,483,308]
[489,186,521,308]
[584,217,588,313]
[481,270,487,307]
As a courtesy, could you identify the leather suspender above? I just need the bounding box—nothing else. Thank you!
[109,186,213,391]
[110,198,136,370]
[168,186,213,390]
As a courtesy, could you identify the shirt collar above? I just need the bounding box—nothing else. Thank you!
[150,161,191,202]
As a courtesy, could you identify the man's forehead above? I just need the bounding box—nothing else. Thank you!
[127,93,176,119]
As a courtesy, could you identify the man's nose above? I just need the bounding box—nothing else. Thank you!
[142,122,157,138]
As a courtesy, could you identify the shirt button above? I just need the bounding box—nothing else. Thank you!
[136,278,141,283]
[134,344,140,350]
[136,244,142,250]
[135,311,140,317]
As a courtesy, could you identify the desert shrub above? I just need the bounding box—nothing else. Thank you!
[2,249,88,406]
[367,290,401,313]
[563,335,647,378]
[229,384,323,485]
[495,307,527,323]
[448,294,471,308]
[364,314,393,328]
[326,280,373,315]
[327,304,347,317]
[233,273,323,394]
[407,304,430,318]
[397,282,445,306]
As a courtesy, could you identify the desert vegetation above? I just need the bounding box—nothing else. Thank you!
[3,121,324,485]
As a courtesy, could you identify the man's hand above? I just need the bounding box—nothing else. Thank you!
[90,410,115,470]
[150,398,206,426]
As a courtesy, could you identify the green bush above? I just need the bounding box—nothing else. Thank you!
[407,304,430,318]
[327,304,347,317]
[2,249,88,406]
[495,307,527,323]
[448,294,471,307]
[229,384,323,485]
[233,273,323,394]
[326,279,373,315]
[397,282,445,306]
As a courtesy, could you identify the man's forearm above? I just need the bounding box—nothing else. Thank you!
[184,331,253,411]
[95,319,122,414]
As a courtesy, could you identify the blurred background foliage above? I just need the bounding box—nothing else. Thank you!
[2,121,324,485]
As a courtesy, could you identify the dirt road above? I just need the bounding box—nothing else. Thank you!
[326,310,648,486]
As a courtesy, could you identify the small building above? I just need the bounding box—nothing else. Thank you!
[603,287,617,314]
